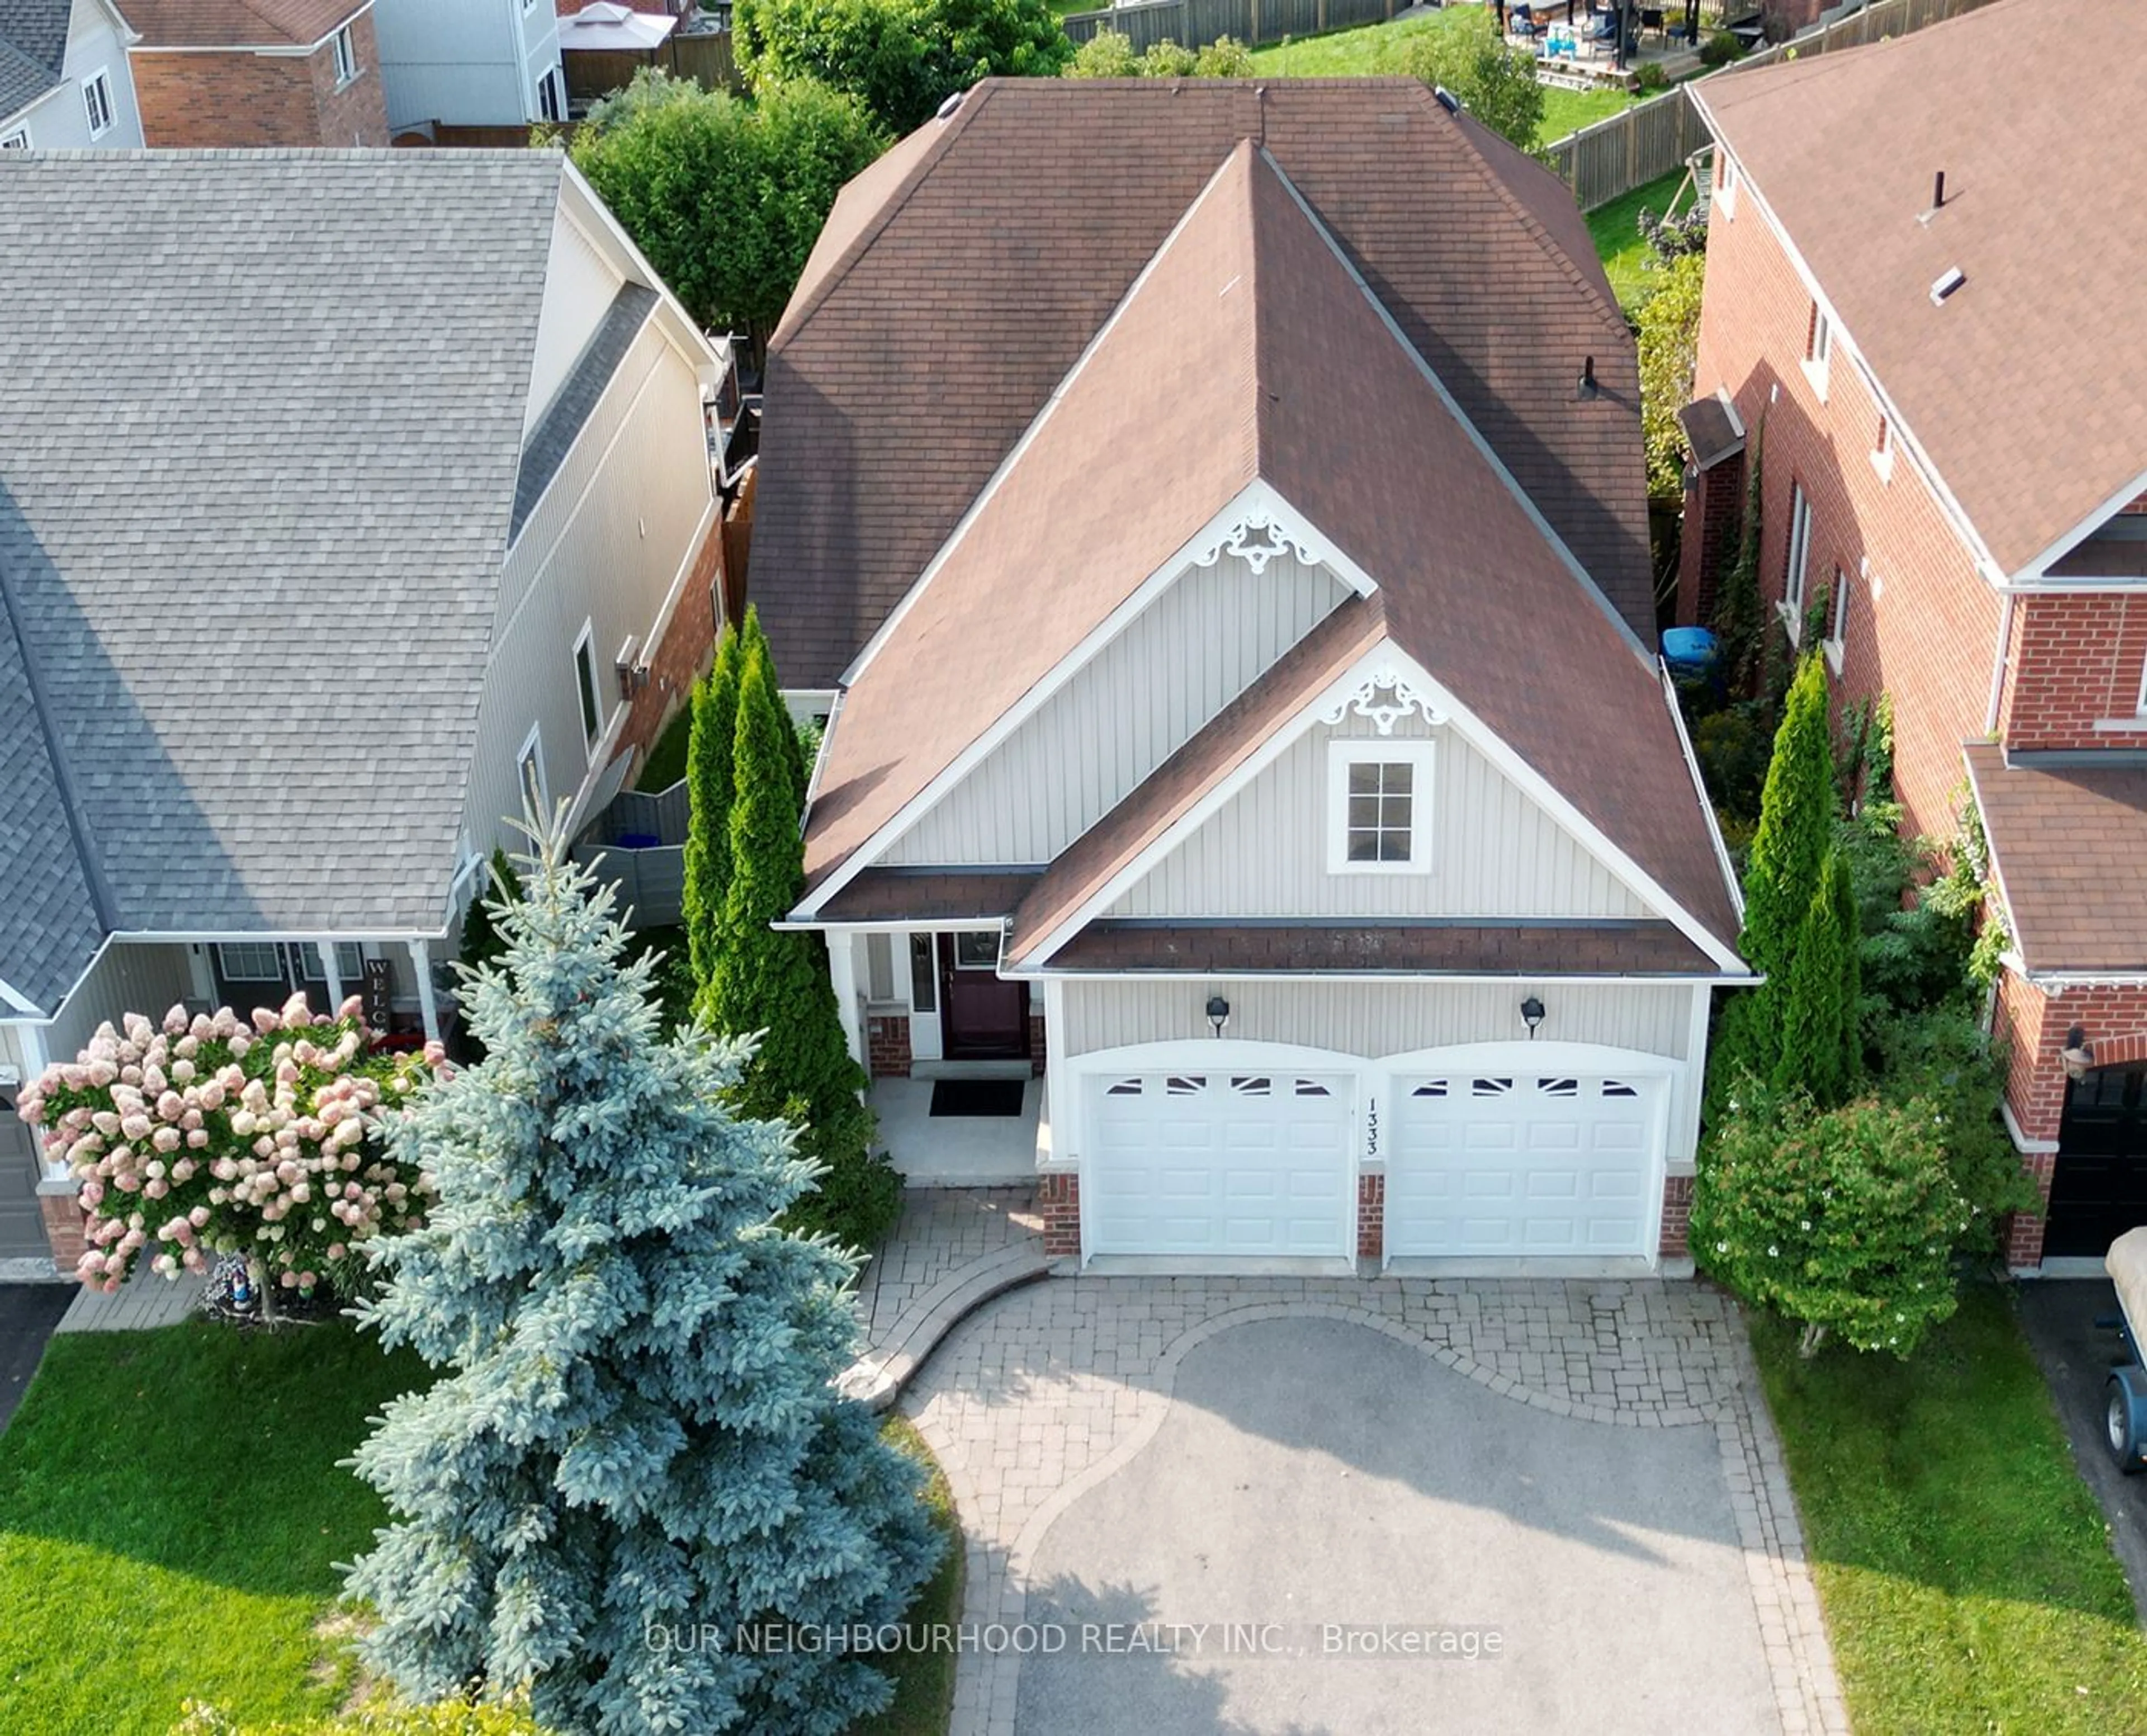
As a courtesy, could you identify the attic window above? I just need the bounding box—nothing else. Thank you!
[1870,413,1894,484]
[1801,304,1832,400]
[1715,153,1738,219]
[1327,741,1435,876]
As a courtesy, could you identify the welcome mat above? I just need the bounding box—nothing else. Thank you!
[929,1078,1027,1118]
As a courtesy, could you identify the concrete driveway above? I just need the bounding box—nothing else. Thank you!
[0,1283,72,1437]
[902,1276,1846,1736]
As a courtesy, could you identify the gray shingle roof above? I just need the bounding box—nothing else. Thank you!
[512,281,656,543]
[0,149,570,1012]
[0,0,69,122]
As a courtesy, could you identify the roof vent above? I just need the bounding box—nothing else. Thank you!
[1432,84,1460,113]
[1932,169,1946,210]
[1577,355,1599,400]
[934,89,964,122]
[1930,266,1966,306]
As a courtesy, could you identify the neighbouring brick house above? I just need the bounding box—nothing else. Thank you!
[121,0,386,146]
[0,150,731,1273]
[1678,0,2147,1271]
[754,79,1748,1275]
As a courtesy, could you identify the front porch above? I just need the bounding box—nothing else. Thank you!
[868,1067,1047,1186]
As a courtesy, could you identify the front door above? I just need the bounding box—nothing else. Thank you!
[2049,1065,2147,1259]
[939,931,1028,1059]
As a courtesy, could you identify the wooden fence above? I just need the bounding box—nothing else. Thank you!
[1543,0,2000,209]
[1062,0,1398,51]
[561,28,740,106]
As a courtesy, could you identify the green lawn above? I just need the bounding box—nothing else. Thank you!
[1246,13,1637,145]
[0,1321,432,1734]
[1752,1284,2147,1735]
[1583,165,1689,312]
[854,1416,964,1736]
[636,701,693,792]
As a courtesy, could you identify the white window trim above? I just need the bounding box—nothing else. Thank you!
[0,123,30,149]
[1326,739,1436,877]
[1822,569,1850,675]
[81,68,114,138]
[1800,306,1832,401]
[1869,415,1895,485]
[1779,483,1814,640]
[2135,650,2147,718]
[1715,153,1737,220]
[332,25,357,87]
[298,941,366,982]
[517,721,548,816]
[216,942,285,982]
[571,618,604,758]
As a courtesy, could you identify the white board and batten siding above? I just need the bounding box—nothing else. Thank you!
[465,318,715,860]
[3,0,142,148]
[883,551,1350,867]
[1058,978,1694,1065]
[1111,711,1649,922]
[523,209,626,438]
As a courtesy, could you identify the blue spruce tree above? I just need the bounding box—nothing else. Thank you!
[343,820,939,1735]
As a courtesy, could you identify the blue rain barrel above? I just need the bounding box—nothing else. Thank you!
[1661,627,1719,674]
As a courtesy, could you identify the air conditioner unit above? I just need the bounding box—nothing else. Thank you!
[615,636,648,694]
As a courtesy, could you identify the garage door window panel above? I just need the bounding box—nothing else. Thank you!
[1327,741,1435,874]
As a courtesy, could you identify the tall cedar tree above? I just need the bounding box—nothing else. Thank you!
[682,625,743,998]
[344,822,938,1734]
[739,604,810,801]
[1772,849,1859,1108]
[1830,845,1864,1086]
[1706,652,1837,1117]
[712,642,900,1250]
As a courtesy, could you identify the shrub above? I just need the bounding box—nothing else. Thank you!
[1692,702,1773,824]
[1635,249,1705,496]
[1692,1088,1969,1358]
[1872,1004,2040,1244]
[1383,8,1545,152]
[1065,25,1138,75]
[18,999,439,1300]
[1631,60,1668,92]
[1699,27,1744,65]
[1141,37,1198,75]
[176,1697,548,1736]
[1193,35,1255,75]
[1637,202,1708,263]
[1064,27,1252,79]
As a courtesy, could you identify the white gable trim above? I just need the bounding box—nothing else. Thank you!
[1259,147,1652,664]
[1015,639,1747,973]
[0,974,42,1018]
[2011,466,2147,585]
[839,148,1252,692]
[794,479,1368,920]
[555,160,722,376]
[1659,661,1745,924]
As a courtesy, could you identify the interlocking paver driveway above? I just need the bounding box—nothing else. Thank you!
[901,1276,1846,1736]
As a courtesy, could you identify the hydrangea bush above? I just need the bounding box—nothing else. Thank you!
[18,996,440,1300]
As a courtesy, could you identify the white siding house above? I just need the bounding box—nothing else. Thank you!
[371,0,565,131]
[0,0,142,149]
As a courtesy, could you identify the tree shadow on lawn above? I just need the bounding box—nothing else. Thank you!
[0,1318,431,1599]
[1751,1281,2144,1626]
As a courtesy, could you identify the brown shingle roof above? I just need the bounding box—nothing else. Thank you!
[1696,0,2147,576]
[1047,920,1718,976]
[815,869,1038,923]
[803,143,1739,962]
[754,77,1649,690]
[120,0,365,46]
[1965,742,2147,976]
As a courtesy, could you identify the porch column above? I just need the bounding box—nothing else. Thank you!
[315,939,343,1009]
[185,944,215,1006]
[826,931,865,1079]
[409,939,440,1044]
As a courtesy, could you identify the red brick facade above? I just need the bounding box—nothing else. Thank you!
[1658,1174,1694,1261]
[612,513,726,773]
[1038,1172,1080,1260]
[1356,1173,1384,1261]
[38,1184,86,1275]
[131,13,389,149]
[867,1013,911,1079]
[1683,150,2147,1271]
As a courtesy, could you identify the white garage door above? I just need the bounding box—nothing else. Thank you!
[1087,1070,1355,1258]
[1386,1071,1660,1258]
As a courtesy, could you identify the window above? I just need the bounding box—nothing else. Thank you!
[953,931,999,970]
[1823,567,1850,673]
[572,622,603,751]
[1327,740,1436,875]
[517,725,547,814]
[0,125,29,149]
[864,934,895,1002]
[1801,304,1832,398]
[1870,411,1895,484]
[332,25,357,86]
[1781,483,1814,631]
[216,942,284,982]
[537,67,563,123]
[298,942,367,983]
[908,934,937,1013]
[1715,152,1737,219]
[81,69,114,138]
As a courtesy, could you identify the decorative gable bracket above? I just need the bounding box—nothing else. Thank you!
[1189,507,1331,578]
[1321,666,1447,736]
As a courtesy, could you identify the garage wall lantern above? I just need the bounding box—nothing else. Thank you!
[1520,995,1547,1039]
[1206,995,1231,1039]
[2062,1025,2096,1082]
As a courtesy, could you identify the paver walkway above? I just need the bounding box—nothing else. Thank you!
[902,1275,1846,1736]
[842,1188,1051,1411]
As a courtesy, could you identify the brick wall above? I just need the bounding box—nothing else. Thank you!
[1038,1172,1080,1260]
[866,1013,911,1079]
[1686,162,2003,844]
[1658,1174,1693,1260]
[612,514,725,774]
[1356,1173,1384,1261]
[38,1182,85,1275]
[132,14,387,148]
[1675,448,1745,627]
[1997,594,2147,750]
[1028,1010,1046,1078]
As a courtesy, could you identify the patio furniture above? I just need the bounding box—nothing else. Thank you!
[1510,3,1539,38]
[1639,6,1667,42]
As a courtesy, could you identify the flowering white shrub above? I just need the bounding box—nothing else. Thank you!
[17,995,442,1298]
